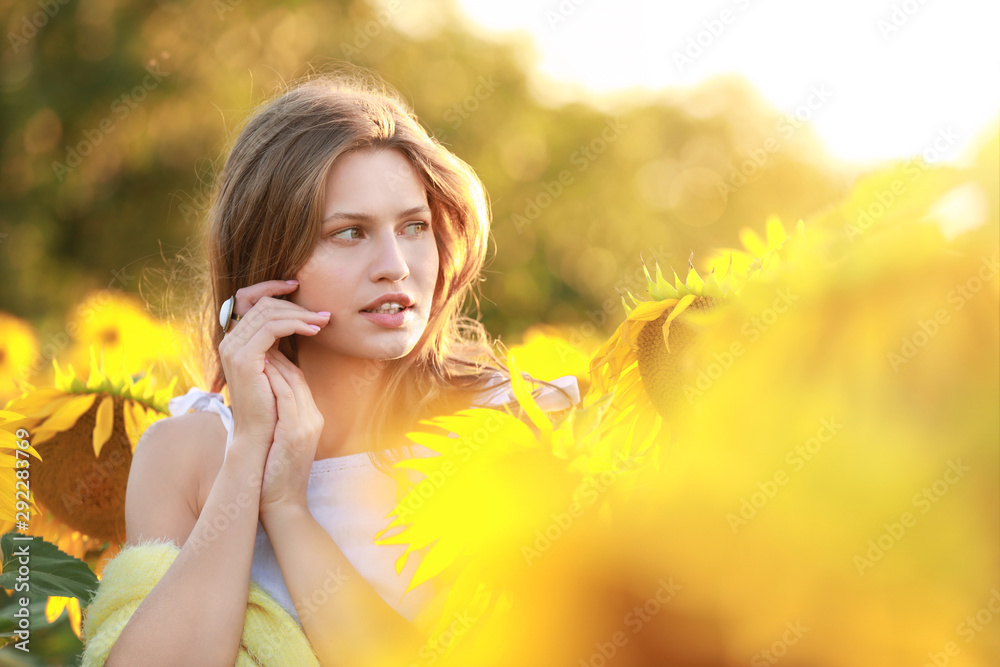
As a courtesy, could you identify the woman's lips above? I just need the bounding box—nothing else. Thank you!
[359,305,414,328]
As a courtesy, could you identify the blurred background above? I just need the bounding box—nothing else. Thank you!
[0,0,996,380]
[0,0,997,664]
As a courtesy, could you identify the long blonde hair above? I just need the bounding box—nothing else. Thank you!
[178,69,538,472]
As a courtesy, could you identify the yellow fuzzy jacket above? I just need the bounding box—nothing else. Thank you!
[81,539,320,666]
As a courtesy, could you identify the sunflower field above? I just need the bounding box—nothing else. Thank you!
[1,1,998,665]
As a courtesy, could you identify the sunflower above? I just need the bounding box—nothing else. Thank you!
[588,218,808,431]
[59,290,192,392]
[587,256,729,429]
[372,151,998,666]
[0,311,41,405]
[508,323,596,394]
[1,342,176,558]
[375,352,654,658]
[46,595,82,639]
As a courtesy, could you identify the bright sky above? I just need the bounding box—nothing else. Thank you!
[448,0,1000,167]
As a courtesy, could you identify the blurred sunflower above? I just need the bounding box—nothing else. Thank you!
[587,257,729,444]
[58,290,193,392]
[703,214,796,280]
[508,324,596,393]
[376,353,654,659]
[1,344,176,579]
[587,218,818,436]
[0,311,41,405]
[374,176,996,667]
[0,292,187,642]
[46,595,83,640]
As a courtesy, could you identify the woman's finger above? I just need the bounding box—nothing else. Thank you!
[268,350,321,417]
[232,279,301,317]
[229,300,330,334]
[263,354,299,423]
[224,317,324,359]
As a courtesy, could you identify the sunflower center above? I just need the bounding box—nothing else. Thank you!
[32,394,133,543]
[636,296,720,419]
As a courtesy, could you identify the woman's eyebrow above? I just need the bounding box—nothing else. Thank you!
[322,205,431,224]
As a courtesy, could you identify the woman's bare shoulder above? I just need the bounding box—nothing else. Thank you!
[124,411,229,547]
[156,411,228,504]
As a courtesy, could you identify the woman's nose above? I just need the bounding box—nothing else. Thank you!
[371,234,410,283]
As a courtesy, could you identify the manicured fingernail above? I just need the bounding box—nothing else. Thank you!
[308,324,321,331]
[264,358,270,364]
[317,311,330,317]
[286,280,299,285]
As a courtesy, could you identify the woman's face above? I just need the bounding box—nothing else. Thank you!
[289,147,439,361]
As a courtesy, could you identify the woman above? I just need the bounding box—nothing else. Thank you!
[84,72,579,666]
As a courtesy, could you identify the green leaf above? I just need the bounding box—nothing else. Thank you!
[0,532,99,606]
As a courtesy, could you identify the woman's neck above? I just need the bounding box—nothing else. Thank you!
[295,344,392,460]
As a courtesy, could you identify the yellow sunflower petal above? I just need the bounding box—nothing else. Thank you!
[0,430,42,460]
[394,549,411,576]
[405,537,458,593]
[131,401,152,450]
[67,597,82,638]
[507,354,551,439]
[26,429,57,447]
[39,393,96,433]
[627,299,676,322]
[4,387,66,416]
[662,294,697,354]
[44,595,68,623]
[92,395,114,458]
[765,215,789,249]
[739,227,768,257]
[123,400,140,448]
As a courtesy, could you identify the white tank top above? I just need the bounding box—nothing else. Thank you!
[165,372,580,626]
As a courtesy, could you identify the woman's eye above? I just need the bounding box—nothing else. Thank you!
[404,221,429,236]
[329,227,361,241]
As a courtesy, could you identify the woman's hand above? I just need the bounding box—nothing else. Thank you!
[217,280,330,453]
[258,347,325,521]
